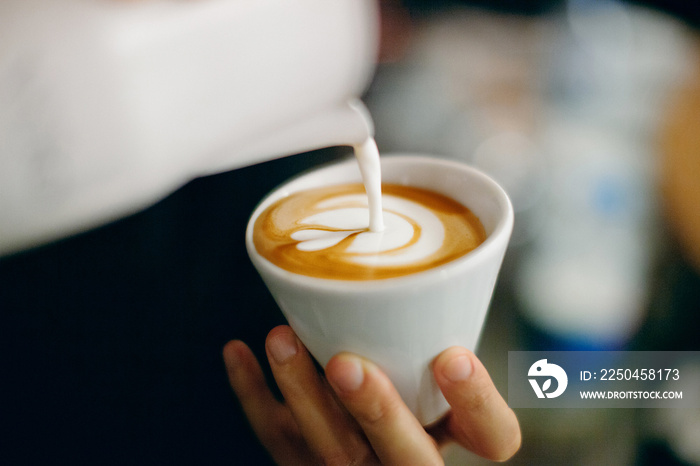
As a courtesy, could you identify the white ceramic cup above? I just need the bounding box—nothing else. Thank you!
[246,154,513,425]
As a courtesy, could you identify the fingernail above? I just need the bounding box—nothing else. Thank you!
[268,331,299,365]
[443,353,473,382]
[329,357,364,392]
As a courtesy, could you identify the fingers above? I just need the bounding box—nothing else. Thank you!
[325,353,444,466]
[227,331,520,465]
[266,326,379,465]
[432,347,521,462]
[223,339,283,435]
[223,339,311,464]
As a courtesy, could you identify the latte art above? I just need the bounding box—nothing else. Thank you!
[253,183,486,280]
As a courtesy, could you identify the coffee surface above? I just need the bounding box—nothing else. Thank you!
[252,183,486,280]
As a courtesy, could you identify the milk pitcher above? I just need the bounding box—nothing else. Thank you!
[0,0,379,255]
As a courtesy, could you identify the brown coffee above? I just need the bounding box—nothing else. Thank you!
[252,182,485,280]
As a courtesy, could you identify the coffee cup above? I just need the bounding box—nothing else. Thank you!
[246,154,513,425]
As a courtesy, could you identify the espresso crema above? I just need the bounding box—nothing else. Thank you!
[252,183,486,280]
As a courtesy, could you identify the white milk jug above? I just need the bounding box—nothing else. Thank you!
[0,0,378,255]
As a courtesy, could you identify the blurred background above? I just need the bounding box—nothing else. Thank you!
[1,0,699,465]
[368,0,700,464]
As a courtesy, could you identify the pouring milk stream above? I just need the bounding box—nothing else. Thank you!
[353,138,385,233]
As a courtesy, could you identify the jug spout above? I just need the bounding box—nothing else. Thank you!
[201,99,375,176]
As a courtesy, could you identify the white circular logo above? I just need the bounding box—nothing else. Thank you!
[528,359,568,399]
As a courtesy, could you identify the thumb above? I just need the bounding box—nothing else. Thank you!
[432,347,521,462]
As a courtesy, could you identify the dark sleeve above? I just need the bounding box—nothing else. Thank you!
[0,148,346,466]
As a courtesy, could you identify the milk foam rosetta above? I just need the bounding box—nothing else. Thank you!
[252,183,486,280]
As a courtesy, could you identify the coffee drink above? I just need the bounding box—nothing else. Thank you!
[252,182,485,280]
[246,153,513,424]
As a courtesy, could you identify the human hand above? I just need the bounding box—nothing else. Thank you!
[223,325,520,465]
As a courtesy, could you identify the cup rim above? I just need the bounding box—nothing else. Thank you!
[246,154,514,291]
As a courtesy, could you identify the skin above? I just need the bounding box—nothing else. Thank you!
[223,325,521,465]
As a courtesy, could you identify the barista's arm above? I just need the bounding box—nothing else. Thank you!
[223,325,521,465]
